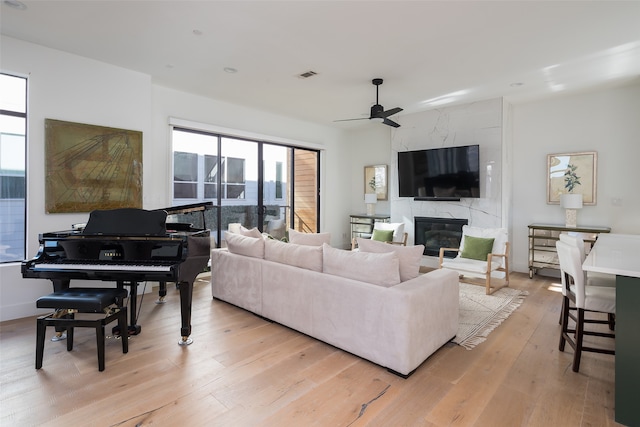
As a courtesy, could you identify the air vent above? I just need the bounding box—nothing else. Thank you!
[298,70,318,79]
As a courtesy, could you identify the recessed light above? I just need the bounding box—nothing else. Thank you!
[224,67,238,74]
[3,0,27,10]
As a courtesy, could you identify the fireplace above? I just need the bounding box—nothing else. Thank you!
[414,217,468,257]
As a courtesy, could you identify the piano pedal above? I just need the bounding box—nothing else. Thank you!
[155,296,166,304]
[51,332,67,342]
[112,324,141,336]
[103,306,119,316]
[107,333,127,340]
[53,308,77,318]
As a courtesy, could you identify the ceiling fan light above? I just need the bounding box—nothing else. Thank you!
[371,117,384,123]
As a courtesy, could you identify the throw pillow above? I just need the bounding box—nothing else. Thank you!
[356,238,424,282]
[288,228,331,246]
[225,231,265,259]
[239,226,263,239]
[460,235,495,261]
[322,243,400,287]
[373,222,405,243]
[264,239,322,272]
[371,229,394,242]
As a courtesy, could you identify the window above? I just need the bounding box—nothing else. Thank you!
[170,125,320,246]
[0,73,27,263]
[224,157,245,199]
[172,151,246,200]
[275,161,283,199]
[173,151,198,198]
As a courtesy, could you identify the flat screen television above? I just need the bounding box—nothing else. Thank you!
[398,144,480,199]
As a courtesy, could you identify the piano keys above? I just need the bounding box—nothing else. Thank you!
[22,203,212,345]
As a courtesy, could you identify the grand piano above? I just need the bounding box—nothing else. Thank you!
[22,202,213,345]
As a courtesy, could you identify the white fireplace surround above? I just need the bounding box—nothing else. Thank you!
[390,98,505,267]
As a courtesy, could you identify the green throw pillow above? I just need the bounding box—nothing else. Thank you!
[460,235,495,261]
[371,229,394,242]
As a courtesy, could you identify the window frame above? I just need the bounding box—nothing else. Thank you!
[0,72,28,264]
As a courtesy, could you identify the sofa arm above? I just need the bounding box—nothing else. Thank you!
[381,269,460,374]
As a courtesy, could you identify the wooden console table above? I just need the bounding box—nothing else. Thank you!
[528,223,611,278]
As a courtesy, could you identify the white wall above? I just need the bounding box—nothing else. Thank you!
[0,36,350,321]
[0,36,153,321]
[390,98,505,234]
[347,84,640,276]
[510,81,640,273]
[346,125,391,217]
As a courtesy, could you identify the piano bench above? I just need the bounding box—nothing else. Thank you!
[35,288,129,372]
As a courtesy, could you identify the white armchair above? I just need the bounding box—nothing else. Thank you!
[351,222,408,250]
[438,225,510,295]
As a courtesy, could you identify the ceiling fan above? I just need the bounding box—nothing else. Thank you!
[335,78,403,128]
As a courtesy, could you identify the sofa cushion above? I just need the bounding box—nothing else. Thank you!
[322,243,400,287]
[460,235,495,261]
[225,231,265,258]
[264,239,322,272]
[288,228,331,246]
[356,238,424,282]
[371,229,394,242]
[238,226,263,239]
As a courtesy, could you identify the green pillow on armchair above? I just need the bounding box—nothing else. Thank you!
[371,229,394,243]
[460,235,495,261]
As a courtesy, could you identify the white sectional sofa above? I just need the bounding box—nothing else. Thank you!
[210,231,460,377]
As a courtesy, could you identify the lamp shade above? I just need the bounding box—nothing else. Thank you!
[560,193,583,209]
[364,193,377,204]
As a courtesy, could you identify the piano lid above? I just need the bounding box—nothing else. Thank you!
[83,208,168,236]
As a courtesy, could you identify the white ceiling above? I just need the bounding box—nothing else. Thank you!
[2,1,640,129]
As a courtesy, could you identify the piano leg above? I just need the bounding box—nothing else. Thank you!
[156,281,167,304]
[113,281,141,336]
[177,280,193,345]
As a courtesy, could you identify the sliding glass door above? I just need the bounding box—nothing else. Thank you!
[172,127,319,247]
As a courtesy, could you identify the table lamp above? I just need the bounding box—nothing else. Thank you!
[364,193,377,216]
[560,193,583,227]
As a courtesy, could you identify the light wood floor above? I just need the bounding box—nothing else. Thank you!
[0,272,621,427]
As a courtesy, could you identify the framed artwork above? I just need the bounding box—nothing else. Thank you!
[45,119,143,213]
[364,164,388,201]
[547,151,597,205]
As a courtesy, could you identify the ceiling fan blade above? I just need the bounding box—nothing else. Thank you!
[380,107,403,118]
[335,78,402,127]
[383,118,401,128]
[333,117,369,123]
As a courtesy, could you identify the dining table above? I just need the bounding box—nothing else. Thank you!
[583,233,640,427]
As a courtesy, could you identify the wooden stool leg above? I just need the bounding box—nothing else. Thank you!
[66,326,74,351]
[119,307,129,354]
[559,296,570,352]
[572,308,585,372]
[96,323,106,372]
[35,317,47,369]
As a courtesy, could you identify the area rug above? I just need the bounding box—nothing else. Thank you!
[453,283,528,350]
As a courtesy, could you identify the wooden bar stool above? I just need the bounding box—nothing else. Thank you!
[36,287,129,372]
